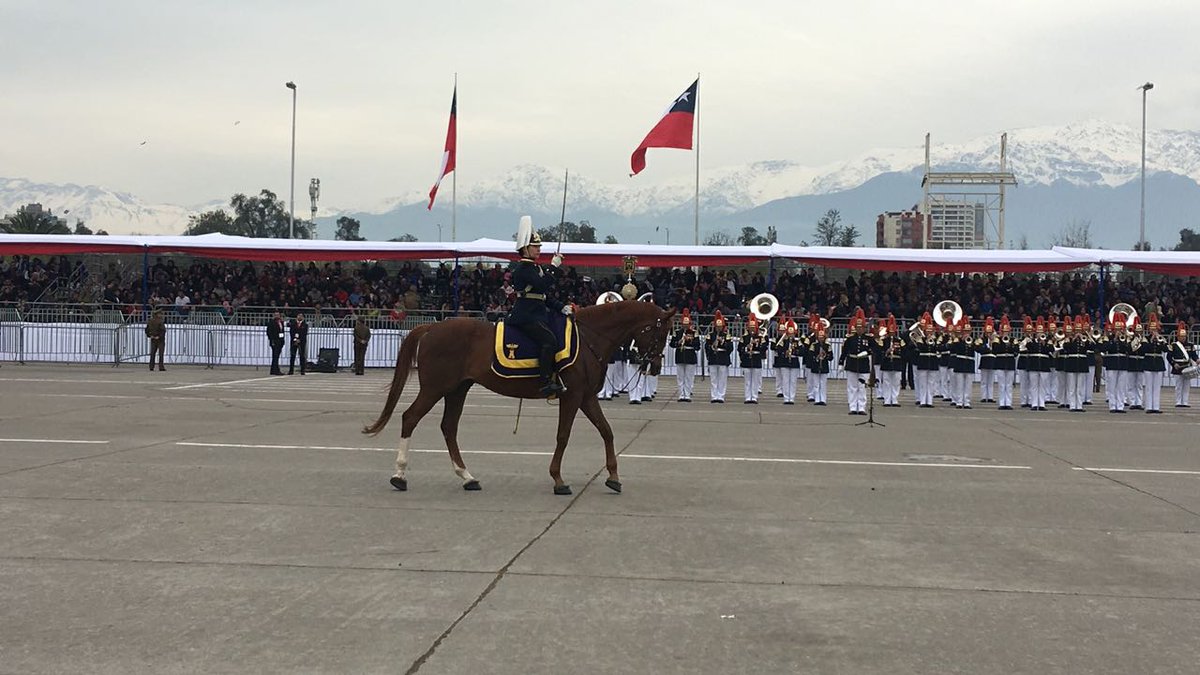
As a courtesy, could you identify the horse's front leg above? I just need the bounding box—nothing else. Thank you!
[441,381,479,491]
[580,393,621,493]
[549,395,581,495]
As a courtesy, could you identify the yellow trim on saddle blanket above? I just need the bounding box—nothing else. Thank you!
[493,318,577,372]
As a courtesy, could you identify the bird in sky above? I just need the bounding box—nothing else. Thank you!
[139,140,147,146]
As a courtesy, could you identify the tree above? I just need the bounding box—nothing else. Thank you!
[813,209,842,246]
[603,235,619,244]
[184,189,315,238]
[1049,219,1093,248]
[1132,240,1152,251]
[737,226,768,245]
[536,220,597,244]
[836,223,861,247]
[1,208,70,234]
[703,229,734,246]
[1174,228,1200,251]
[1017,234,1030,250]
[186,210,236,235]
[334,216,365,241]
[389,233,419,242]
[73,221,93,235]
[766,226,778,244]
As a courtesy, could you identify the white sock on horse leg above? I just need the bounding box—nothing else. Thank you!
[453,463,476,484]
[394,437,410,480]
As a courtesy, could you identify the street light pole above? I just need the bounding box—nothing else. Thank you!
[437,223,443,241]
[308,178,320,233]
[1139,81,1153,250]
[286,81,297,239]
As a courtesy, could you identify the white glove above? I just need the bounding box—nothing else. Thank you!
[561,304,574,316]
[551,254,563,268]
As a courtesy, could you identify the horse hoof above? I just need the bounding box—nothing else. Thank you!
[463,480,481,491]
[553,484,572,496]
[604,479,622,493]
[389,476,408,492]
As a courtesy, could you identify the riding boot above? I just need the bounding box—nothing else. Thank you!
[539,345,563,397]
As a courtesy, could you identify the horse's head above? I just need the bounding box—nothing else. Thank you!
[632,306,675,371]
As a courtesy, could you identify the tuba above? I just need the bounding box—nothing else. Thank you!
[933,300,963,329]
[596,291,624,305]
[748,293,780,337]
[636,291,655,303]
[1107,303,1137,329]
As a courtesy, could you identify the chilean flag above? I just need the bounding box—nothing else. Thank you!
[427,86,456,210]
[630,79,697,176]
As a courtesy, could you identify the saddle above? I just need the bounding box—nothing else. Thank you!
[491,314,580,379]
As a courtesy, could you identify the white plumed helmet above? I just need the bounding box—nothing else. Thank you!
[514,215,542,251]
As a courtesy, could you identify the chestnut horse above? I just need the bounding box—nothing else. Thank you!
[363,300,675,494]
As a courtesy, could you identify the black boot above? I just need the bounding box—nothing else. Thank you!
[538,346,564,397]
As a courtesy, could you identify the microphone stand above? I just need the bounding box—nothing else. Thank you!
[856,350,885,428]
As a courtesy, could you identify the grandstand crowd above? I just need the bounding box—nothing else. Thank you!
[2,253,1199,327]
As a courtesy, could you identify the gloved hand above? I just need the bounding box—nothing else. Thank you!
[551,254,563,268]
[561,304,574,316]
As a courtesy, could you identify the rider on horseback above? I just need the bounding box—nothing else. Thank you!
[509,215,571,397]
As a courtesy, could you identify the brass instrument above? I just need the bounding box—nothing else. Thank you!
[636,292,655,303]
[596,291,624,305]
[1107,303,1137,328]
[933,300,964,328]
[748,293,780,338]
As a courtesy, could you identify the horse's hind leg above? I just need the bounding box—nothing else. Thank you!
[548,395,581,495]
[390,387,442,491]
[580,394,622,493]
[440,381,479,490]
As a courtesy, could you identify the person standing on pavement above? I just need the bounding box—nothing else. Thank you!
[267,310,285,375]
[145,308,166,371]
[353,316,371,375]
[288,312,309,375]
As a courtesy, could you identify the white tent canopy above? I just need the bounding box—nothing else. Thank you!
[2,233,1199,274]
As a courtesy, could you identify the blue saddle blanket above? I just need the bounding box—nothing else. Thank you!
[491,314,580,379]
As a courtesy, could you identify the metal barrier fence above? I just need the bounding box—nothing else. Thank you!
[2,303,1198,382]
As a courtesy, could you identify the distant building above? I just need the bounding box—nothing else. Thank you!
[876,206,927,248]
[926,197,985,249]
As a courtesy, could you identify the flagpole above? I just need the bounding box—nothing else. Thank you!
[694,72,700,246]
[452,73,458,243]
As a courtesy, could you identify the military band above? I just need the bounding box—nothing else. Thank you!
[606,302,1195,415]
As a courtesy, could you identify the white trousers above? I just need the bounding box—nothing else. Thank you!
[710,365,728,401]
[648,374,658,397]
[979,369,995,400]
[1020,370,1031,406]
[803,367,813,401]
[1085,366,1095,403]
[1067,371,1087,410]
[938,367,950,397]
[1028,371,1045,408]
[873,366,883,399]
[1045,370,1059,403]
[676,363,696,400]
[881,370,901,405]
[778,368,799,403]
[916,369,935,406]
[997,370,1015,408]
[628,372,646,403]
[1144,370,1163,411]
[1108,370,1126,411]
[1129,371,1144,407]
[743,369,762,402]
[810,373,828,403]
[954,372,972,407]
[1175,373,1191,407]
[846,372,867,412]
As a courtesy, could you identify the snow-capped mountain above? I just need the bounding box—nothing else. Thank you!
[375,120,1200,217]
[0,178,198,235]
[5,120,1199,245]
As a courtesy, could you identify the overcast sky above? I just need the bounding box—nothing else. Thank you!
[1,0,1196,210]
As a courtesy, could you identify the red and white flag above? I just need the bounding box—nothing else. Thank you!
[427,86,457,209]
[630,79,697,176]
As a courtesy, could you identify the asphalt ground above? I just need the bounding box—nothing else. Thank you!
[1,364,1198,674]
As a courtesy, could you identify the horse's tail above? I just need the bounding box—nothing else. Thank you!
[362,324,431,435]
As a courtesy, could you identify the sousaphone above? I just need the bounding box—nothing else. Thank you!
[1107,302,1137,328]
[595,291,624,305]
[933,300,963,328]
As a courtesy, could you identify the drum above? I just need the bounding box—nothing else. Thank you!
[1181,365,1200,378]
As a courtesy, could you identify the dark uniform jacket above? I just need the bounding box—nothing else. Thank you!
[670,329,700,366]
[289,318,308,346]
[507,258,562,324]
[738,333,766,369]
[267,318,285,348]
[1140,336,1166,373]
[704,332,733,367]
[951,337,979,374]
[880,336,906,372]
[1101,335,1129,371]
[145,314,166,340]
[840,333,874,374]
[808,339,833,375]
[993,336,1017,371]
[773,336,801,370]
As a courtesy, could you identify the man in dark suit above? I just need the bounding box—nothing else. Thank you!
[288,312,309,375]
[267,311,285,375]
